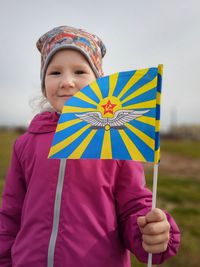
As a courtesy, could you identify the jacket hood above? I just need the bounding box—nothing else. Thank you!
[28,112,60,133]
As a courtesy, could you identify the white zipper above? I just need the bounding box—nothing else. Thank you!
[48,159,66,267]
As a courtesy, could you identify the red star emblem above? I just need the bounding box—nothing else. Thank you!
[101,100,116,115]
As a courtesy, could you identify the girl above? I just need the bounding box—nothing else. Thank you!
[0,26,180,267]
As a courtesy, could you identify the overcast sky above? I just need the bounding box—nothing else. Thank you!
[0,0,200,131]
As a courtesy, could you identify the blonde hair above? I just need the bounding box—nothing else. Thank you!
[29,93,54,114]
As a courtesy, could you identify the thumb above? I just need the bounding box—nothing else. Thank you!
[137,216,147,228]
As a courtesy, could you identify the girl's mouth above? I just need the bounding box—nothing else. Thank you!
[58,95,73,100]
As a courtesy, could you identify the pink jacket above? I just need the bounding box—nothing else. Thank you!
[0,112,180,267]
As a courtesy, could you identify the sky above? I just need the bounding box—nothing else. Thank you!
[0,0,200,131]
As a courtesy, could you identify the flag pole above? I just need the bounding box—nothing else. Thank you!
[147,163,159,267]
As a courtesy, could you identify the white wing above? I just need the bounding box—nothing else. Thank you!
[75,109,150,128]
[108,109,150,127]
[75,111,108,127]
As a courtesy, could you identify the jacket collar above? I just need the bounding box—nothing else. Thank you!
[28,112,60,133]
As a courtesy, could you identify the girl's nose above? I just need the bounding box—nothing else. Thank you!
[60,75,74,88]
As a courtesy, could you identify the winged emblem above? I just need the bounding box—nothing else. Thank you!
[75,109,150,130]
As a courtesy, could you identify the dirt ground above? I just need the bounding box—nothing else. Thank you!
[144,152,200,179]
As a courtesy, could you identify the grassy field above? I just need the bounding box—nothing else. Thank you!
[0,129,200,266]
[132,175,200,267]
[161,139,200,159]
[0,130,20,192]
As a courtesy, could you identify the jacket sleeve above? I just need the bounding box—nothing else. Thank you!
[115,160,180,265]
[0,142,26,267]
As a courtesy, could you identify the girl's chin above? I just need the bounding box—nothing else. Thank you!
[57,100,68,112]
[54,105,64,113]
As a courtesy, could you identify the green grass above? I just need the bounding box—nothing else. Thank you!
[0,130,20,180]
[155,176,200,204]
[0,129,21,198]
[131,174,200,267]
[159,176,200,267]
[161,139,200,158]
[0,130,200,266]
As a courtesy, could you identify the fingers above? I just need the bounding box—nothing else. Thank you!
[145,208,166,223]
[141,225,170,253]
[137,208,166,228]
[137,216,147,228]
[142,240,169,254]
[139,220,170,235]
[137,208,170,254]
[142,231,170,245]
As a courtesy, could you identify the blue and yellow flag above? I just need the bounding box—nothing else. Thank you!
[48,65,163,163]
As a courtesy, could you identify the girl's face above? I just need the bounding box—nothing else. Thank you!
[45,49,96,112]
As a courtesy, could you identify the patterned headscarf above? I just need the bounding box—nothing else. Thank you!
[36,25,106,92]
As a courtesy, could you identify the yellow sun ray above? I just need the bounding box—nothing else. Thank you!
[73,91,99,106]
[68,129,97,158]
[125,123,155,150]
[48,124,91,157]
[121,76,158,104]
[89,80,103,100]
[124,99,156,110]
[136,116,156,127]
[56,119,82,132]
[118,130,146,161]
[108,73,119,97]
[101,130,112,159]
[118,69,149,100]
[62,106,97,113]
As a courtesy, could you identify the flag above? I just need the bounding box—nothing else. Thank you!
[48,65,163,163]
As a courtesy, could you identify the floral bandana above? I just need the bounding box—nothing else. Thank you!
[36,25,106,92]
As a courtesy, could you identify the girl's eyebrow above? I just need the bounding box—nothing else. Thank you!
[72,63,90,68]
[47,64,60,69]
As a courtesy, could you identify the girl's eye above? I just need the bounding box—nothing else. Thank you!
[50,71,60,75]
[75,70,85,75]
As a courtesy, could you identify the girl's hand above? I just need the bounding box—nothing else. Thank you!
[137,208,170,254]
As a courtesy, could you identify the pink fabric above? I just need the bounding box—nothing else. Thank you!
[0,112,180,267]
